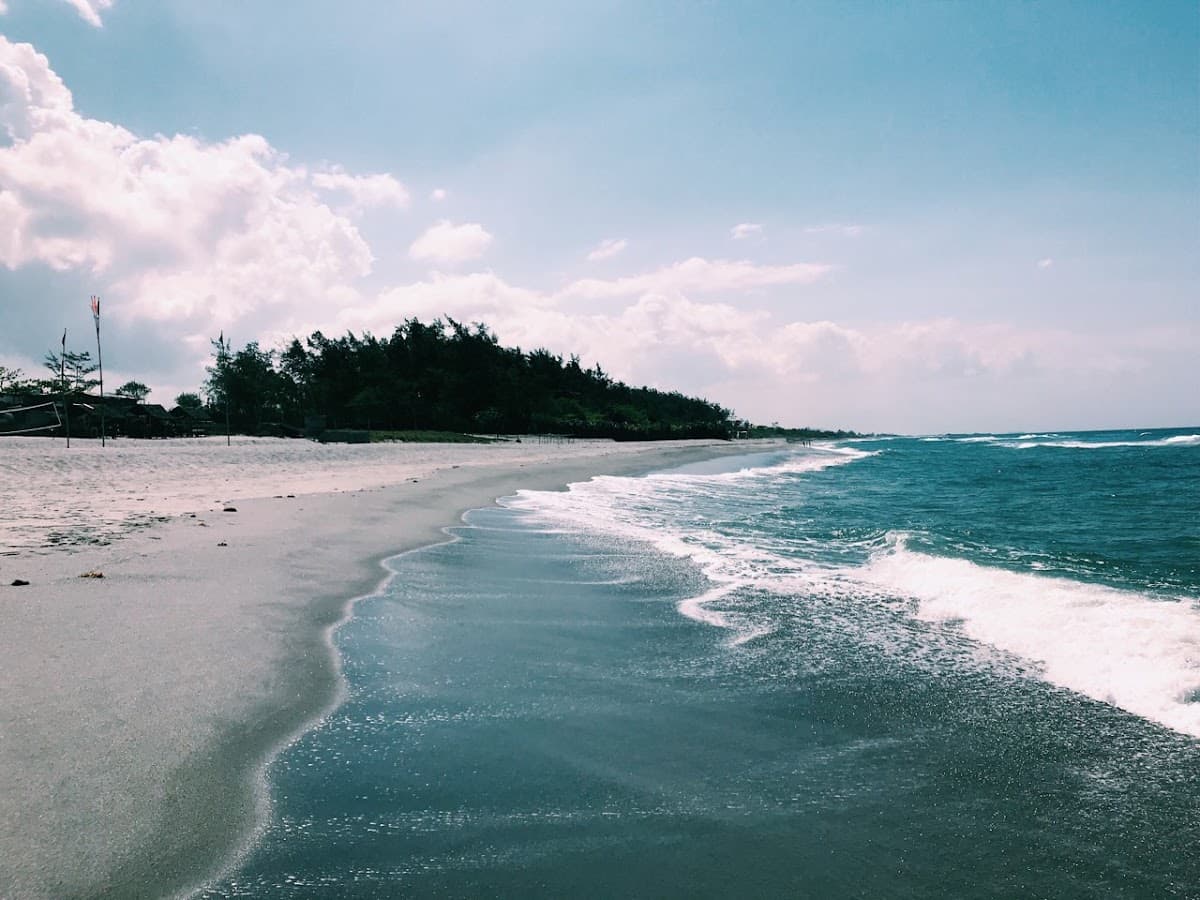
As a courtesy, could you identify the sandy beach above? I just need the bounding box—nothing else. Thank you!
[0,436,756,900]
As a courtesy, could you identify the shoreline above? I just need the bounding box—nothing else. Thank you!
[0,439,768,900]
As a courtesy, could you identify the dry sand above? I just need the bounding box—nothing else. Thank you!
[0,437,759,899]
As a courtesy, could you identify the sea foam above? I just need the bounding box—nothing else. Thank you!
[1009,433,1200,450]
[509,441,1200,738]
[856,534,1200,737]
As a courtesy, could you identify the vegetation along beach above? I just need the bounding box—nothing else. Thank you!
[1,2,1197,899]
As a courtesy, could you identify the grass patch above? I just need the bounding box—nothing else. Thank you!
[369,430,497,444]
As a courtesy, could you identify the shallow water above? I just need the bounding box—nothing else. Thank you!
[204,428,1200,898]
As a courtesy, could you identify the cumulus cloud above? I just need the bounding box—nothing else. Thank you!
[62,0,114,27]
[408,220,493,265]
[560,257,830,301]
[311,166,409,211]
[338,271,548,335]
[334,273,1005,388]
[0,2,8,16]
[328,259,1196,431]
[585,238,627,262]
[430,188,447,202]
[335,273,774,385]
[1037,258,1054,269]
[730,222,762,240]
[0,35,391,328]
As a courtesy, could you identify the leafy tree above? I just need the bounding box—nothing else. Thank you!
[204,334,233,408]
[193,318,736,439]
[115,380,151,402]
[0,366,23,392]
[44,348,99,393]
[206,338,281,432]
[174,392,204,410]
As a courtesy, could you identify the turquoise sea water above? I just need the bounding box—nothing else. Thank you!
[205,428,1200,898]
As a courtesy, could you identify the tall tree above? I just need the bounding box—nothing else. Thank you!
[44,348,99,393]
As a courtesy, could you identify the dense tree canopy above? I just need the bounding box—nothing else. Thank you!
[203,319,733,440]
[114,381,150,402]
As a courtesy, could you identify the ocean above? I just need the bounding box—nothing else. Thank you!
[203,428,1200,898]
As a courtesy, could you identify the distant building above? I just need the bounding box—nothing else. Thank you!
[0,392,215,440]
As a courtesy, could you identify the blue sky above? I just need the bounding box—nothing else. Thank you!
[0,0,1196,432]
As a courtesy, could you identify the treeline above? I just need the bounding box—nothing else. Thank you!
[745,425,865,440]
[205,319,734,440]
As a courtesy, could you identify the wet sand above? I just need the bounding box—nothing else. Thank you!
[0,438,757,899]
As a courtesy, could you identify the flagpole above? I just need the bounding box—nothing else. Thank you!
[220,331,231,446]
[91,296,106,447]
[61,328,71,449]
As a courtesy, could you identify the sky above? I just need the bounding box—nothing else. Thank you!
[0,0,1196,433]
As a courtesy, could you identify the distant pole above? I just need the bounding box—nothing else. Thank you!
[61,328,71,449]
[91,295,106,447]
[220,330,231,446]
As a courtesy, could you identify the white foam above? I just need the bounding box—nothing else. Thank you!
[649,444,877,484]
[510,443,1200,738]
[678,584,738,631]
[1008,434,1199,450]
[505,447,874,643]
[677,581,777,646]
[855,535,1200,737]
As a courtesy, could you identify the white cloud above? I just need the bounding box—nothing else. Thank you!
[62,0,113,27]
[408,220,493,265]
[731,222,762,240]
[336,273,978,389]
[311,166,409,211]
[338,271,548,335]
[804,223,865,237]
[1037,258,1054,269]
[328,261,1196,432]
[0,35,384,328]
[559,257,830,301]
[585,238,627,262]
[430,188,447,202]
[0,2,9,16]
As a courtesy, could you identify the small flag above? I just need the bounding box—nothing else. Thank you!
[90,295,100,320]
